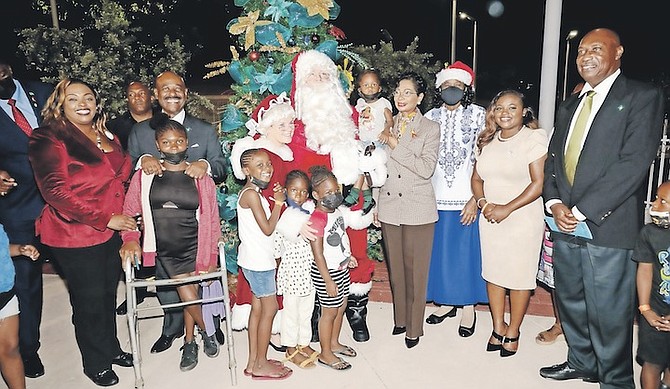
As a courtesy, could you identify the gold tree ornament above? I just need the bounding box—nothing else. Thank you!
[296,0,333,19]
[228,10,272,50]
[259,32,301,54]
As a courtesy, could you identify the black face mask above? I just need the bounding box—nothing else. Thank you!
[250,176,270,190]
[160,150,188,165]
[320,192,344,210]
[440,86,465,106]
[359,91,383,103]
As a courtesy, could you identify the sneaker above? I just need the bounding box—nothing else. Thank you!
[201,330,220,358]
[179,340,199,371]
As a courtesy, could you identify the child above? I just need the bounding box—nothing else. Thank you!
[354,69,393,148]
[633,180,670,389]
[347,69,391,215]
[120,114,221,372]
[236,148,291,380]
[308,165,358,371]
[0,224,39,389]
[274,170,319,369]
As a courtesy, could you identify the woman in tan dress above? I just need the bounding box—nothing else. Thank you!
[471,90,547,357]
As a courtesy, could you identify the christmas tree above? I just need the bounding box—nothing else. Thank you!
[207,0,354,269]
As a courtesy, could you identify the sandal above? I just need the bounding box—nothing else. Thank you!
[535,323,564,345]
[251,365,293,380]
[333,345,357,357]
[318,357,351,371]
[500,333,520,357]
[298,346,320,367]
[284,349,316,369]
[486,330,504,352]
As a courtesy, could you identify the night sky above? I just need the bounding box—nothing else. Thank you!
[2,0,668,109]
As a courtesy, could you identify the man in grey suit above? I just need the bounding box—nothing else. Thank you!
[540,28,665,388]
[127,70,226,354]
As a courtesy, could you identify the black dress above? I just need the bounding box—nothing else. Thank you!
[150,170,199,276]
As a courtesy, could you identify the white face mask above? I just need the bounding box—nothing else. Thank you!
[649,209,670,228]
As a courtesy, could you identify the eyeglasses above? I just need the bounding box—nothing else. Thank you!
[393,89,418,98]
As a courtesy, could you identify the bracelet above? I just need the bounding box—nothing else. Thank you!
[481,202,490,213]
[476,197,487,208]
[638,304,651,313]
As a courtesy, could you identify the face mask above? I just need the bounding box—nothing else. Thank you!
[359,91,382,103]
[650,209,670,228]
[286,196,310,214]
[320,192,344,210]
[440,86,465,106]
[160,150,187,165]
[250,176,270,190]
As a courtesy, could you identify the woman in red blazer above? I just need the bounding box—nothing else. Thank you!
[28,78,137,387]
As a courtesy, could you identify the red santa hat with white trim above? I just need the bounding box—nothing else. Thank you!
[435,61,475,89]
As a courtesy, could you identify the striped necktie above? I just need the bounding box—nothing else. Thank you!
[564,91,596,185]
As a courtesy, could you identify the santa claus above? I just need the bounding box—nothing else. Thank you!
[289,49,376,342]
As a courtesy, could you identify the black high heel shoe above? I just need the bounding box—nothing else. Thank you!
[425,306,457,324]
[458,313,476,337]
[486,330,504,352]
[500,333,520,357]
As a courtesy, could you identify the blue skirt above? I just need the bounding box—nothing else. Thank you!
[426,210,488,305]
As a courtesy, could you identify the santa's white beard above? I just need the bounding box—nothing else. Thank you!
[296,83,357,154]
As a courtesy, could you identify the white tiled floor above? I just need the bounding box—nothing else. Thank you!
[9,274,642,388]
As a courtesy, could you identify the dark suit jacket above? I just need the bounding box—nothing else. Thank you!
[0,80,52,243]
[544,74,665,249]
[127,114,226,184]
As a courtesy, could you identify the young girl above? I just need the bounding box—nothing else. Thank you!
[274,170,319,369]
[236,148,291,380]
[308,165,358,371]
[120,114,221,372]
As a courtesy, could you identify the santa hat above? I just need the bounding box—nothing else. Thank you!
[435,61,475,88]
[245,92,291,136]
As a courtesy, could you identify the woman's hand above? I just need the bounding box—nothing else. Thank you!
[460,198,478,225]
[108,214,137,231]
[299,220,317,241]
[482,202,511,224]
[119,241,142,269]
[19,245,40,260]
[642,310,670,332]
[348,256,358,268]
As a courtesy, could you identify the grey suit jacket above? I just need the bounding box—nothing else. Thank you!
[127,114,226,184]
[378,112,440,226]
[543,74,665,249]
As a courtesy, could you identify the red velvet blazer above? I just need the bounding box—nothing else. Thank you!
[28,120,132,248]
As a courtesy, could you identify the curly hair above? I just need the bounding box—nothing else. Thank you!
[41,78,107,133]
[476,89,539,152]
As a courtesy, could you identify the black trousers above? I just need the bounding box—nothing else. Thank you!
[49,235,123,375]
[13,253,43,359]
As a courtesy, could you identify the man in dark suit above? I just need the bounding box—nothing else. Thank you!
[127,70,226,354]
[106,81,155,151]
[0,57,52,378]
[540,28,665,388]
[107,80,156,316]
